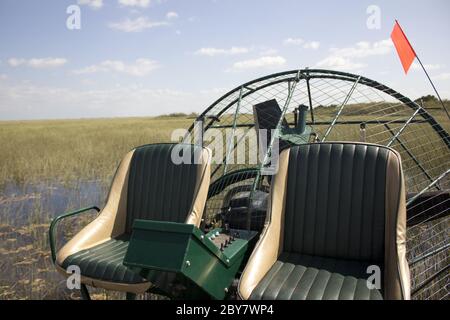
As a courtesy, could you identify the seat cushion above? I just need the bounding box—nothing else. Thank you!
[249,252,383,300]
[126,144,203,233]
[284,143,388,262]
[61,235,147,285]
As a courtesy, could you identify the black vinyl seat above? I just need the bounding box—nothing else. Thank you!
[60,235,146,285]
[249,253,382,300]
[54,143,211,294]
[239,142,410,300]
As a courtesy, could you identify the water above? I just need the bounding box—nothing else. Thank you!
[0,179,447,299]
[0,180,109,226]
[0,179,111,299]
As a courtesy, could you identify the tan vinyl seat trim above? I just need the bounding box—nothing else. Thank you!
[384,149,410,300]
[56,150,134,265]
[239,142,411,300]
[238,148,290,300]
[55,145,212,294]
[55,264,151,294]
[185,147,212,227]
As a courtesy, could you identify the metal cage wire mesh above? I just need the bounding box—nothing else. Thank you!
[187,69,449,300]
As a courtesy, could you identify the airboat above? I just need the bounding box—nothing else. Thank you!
[49,69,449,300]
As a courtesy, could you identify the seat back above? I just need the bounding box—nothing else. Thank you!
[283,143,389,262]
[125,143,210,233]
[239,142,409,299]
[56,143,211,278]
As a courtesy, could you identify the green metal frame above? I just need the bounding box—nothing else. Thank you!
[223,86,244,175]
[124,220,257,299]
[48,206,100,263]
[190,69,450,150]
[321,75,361,141]
[208,167,260,198]
[261,73,300,169]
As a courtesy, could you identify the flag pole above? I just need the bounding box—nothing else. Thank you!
[415,55,450,119]
[395,20,450,119]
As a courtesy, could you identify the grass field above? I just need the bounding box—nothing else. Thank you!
[0,116,193,187]
[0,104,448,299]
[0,116,193,299]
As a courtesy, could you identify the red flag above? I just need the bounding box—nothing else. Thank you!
[391,20,416,74]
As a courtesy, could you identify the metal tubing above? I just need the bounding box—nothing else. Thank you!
[407,169,450,206]
[262,73,300,167]
[409,243,450,266]
[297,104,308,134]
[49,206,101,263]
[387,106,422,147]
[190,69,450,150]
[224,86,244,175]
[306,74,315,124]
[248,73,300,230]
[411,264,450,297]
[384,124,436,188]
[209,119,428,129]
[322,76,361,141]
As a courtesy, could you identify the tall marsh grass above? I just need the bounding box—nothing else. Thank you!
[0,116,192,300]
[0,117,192,187]
[0,109,448,300]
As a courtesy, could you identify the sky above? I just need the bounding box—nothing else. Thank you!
[0,0,449,120]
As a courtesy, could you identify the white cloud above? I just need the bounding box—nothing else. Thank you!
[166,11,179,19]
[230,56,286,71]
[303,41,320,50]
[7,58,26,67]
[259,48,278,56]
[73,58,159,76]
[78,0,103,9]
[410,62,443,71]
[328,39,393,59]
[109,16,169,32]
[316,56,366,71]
[434,73,450,80]
[0,74,7,80]
[284,38,304,45]
[284,38,320,50]
[118,0,150,8]
[0,83,222,120]
[194,47,249,57]
[8,57,67,68]
[316,39,393,71]
[28,58,68,68]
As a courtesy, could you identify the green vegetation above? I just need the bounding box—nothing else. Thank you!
[155,112,198,118]
[0,104,448,300]
[0,115,194,300]
[0,116,192,187]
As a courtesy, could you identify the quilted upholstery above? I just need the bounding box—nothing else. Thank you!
[284,143,389,262]
[58,143,210,291]
[62,235,147,284]
[126,144,202,233]
[241,143,408,300]
[249,252,382,300]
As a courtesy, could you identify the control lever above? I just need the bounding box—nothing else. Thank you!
[224,223,230,234]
